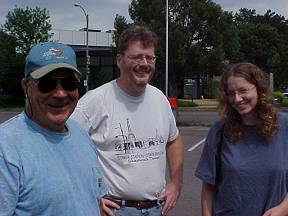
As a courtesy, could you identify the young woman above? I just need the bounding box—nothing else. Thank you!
[195,62,288,216]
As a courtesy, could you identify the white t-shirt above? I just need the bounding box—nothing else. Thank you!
[71,80,179,200]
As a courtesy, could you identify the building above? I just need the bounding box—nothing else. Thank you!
[51,29,117,92]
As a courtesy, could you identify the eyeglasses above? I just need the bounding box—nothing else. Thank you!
[31,77,80,93]
[125,54,157,64]
[226,86,256,98]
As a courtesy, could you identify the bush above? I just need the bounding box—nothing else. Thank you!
[207,80,220,99]
[0,95,24,108]
[273,91,284,103]
[177,99,198,107]
[281,98,288,107]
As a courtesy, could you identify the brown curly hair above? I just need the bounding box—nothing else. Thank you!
[218,62,279,141]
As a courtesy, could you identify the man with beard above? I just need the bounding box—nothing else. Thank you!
[71,26,183,216]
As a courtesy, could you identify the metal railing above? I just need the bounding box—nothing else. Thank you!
[50,29,115,47]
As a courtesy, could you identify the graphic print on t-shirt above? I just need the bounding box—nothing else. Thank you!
[114,118,165,163]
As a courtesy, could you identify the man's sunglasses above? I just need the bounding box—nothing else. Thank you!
[36,77,80,93]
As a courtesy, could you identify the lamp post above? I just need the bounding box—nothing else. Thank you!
[74,3,90,92]
[165,0,169,96]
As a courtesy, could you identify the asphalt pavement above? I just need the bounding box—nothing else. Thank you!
[0,109,219,126]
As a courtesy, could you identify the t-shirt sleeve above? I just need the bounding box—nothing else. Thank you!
[71,104,91,133]
[166,97,179,142]
[71,92,100,133]
[194,121,222,185]
[0,142,20,215]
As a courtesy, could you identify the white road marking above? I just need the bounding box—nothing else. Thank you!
[188,138,206,152]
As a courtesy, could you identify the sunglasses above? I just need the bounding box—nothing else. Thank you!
[36,77,80,93]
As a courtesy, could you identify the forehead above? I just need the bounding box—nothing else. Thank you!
[227,76,252,89]
[125,41,155,53]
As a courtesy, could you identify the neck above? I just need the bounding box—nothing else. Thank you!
[116,78,145,97]
[241,113,257,126]
[25,108,67,133]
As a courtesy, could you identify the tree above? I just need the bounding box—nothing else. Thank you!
[114,0,238,97]
[113,14,131,47]
[0,30,25,98]
[234,8,288,90]
[2,6,52,55]
[114,0,288,96]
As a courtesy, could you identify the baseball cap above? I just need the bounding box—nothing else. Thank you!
[25,42,81,79]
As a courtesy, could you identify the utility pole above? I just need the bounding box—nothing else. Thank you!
[165,0,169,96]
[74,3,90,92]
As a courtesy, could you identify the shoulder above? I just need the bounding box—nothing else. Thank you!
[79,80,114,103]
[147,84,165,96]
[0,113,27,166]
[0,112,26,136]
[75,81,115,114]
[67,118,89,134]
[146,84,169,103]
[211,120,222,131]
[277,112,288,122]
[205,120,223,150]
[66,118,95,148]
[277,112,288,129]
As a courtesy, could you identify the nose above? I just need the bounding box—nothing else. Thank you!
[53,82,68,97]
[139,56,148,65]
[234,92,243,102]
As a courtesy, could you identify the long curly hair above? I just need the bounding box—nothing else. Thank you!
[218,62,279,141]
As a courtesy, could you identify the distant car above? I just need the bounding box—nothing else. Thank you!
[283,92,288,97]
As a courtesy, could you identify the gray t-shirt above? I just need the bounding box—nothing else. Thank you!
[195,112,288,215]
[71,80,179,200]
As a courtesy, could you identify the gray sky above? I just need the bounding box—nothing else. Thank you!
[1,0,287,32]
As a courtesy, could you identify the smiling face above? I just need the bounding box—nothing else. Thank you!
[22,69,79,132]
[226,75,258,124]
[116,40,155,96]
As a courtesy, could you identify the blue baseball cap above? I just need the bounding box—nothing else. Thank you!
[25,42,81,79]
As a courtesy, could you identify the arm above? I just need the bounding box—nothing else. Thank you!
[201,182,215,216]
[161,135,184,215]
[0,156,19,215]
[263,193,288,216]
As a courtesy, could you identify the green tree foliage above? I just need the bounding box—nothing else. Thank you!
[0,30,25,98]
[113,14,130,48]
[115,0,238,97]
[0,6,52,100]
[234,8,288,89]
[114,1,288,96]
[129,0,167,90]
[3,6,52,55]
[170,0,239,92]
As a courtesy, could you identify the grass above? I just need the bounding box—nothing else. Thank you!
[177,99,198,107]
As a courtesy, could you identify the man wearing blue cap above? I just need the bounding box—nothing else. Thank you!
[0,42,108,215]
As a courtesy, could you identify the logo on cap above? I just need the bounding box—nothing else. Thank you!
[43,48,66,60]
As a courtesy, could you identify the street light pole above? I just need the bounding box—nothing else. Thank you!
[74,3,90,92]
[165,0,169,96]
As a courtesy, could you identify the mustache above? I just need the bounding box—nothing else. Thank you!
[134,64,152,72]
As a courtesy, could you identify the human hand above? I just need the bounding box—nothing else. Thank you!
[160,182,181,215]
[262,205,287,216]
[99,198,120,216]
